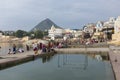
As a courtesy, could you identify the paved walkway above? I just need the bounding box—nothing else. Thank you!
[0,49,56,70]
[55,48,109,53]
[0,50,41,69]
[109,46,120,80]
[0,50,33,62]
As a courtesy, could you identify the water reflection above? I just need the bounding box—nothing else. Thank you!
[87,52,109,61]
[95,55,102,61]
[41,53,55,63]
[0,53,115,80]
[58,54,88,70]
[57,52,109,70]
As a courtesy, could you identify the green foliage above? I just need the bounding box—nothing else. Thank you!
[34,30,43,39]
[14,29,48,39]
[29,30,44,39]
[15,30,28,38]
[0,30,4,35]
[43,31,48,36]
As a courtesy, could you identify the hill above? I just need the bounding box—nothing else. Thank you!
[31,18,62,31]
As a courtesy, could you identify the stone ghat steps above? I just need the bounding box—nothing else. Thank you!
[109,49,120,80]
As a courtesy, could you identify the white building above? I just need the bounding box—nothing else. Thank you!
[64,28,74,33]
[114,16,120,33]
[96,21,104,32]
[48,25,65,40]
[64,29,83,38]
[74,30,83,38]
[103,17,115,29]
[83,23,95,37]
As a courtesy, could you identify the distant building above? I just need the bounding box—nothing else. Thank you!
[4,31,15,36]
[83,23,95,33]
[111,16,120,43]
[64,29,75,37]
[96,21,104,32]
[103,17,115,29]
[64,29,74,33]
[114,16,120,33]
[48,25,65,40]
[74,30,83,38]
[102,17,115,40]
[83,23,96,38]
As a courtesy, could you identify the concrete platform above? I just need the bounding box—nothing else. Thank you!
[0,50,56,70]
[109,46,120,80]
[55,48,109,53]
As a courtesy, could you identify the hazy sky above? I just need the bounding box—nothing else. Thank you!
[0,0,120,31]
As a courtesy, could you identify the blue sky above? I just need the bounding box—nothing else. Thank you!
[0,0,120,31]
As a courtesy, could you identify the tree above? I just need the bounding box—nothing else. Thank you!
[43,31,48,36]
[29,30,44,39]
[15,30,28,38]
[0,30,4,35]
[34,30,43,39]
[28,31,35,39]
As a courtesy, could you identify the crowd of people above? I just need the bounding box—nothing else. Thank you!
[32,42,58,55]
[7,41,58,55]
[0,38,106,55]
[6,38,102,55]
[8,44,24,54]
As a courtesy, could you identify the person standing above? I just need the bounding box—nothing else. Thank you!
[39,43,42,50]
[26,44,29,51]
[13,44,16,54]
[32,43,38,55]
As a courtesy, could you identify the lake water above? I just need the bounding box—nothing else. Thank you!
[0,53,115,80]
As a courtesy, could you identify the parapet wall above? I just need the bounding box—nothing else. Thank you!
[55,48,109,53]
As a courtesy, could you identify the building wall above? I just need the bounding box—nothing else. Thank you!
[111,16,120,43]
[48,25,64,38]
[112,32,120,41]
[114,16,120,33]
